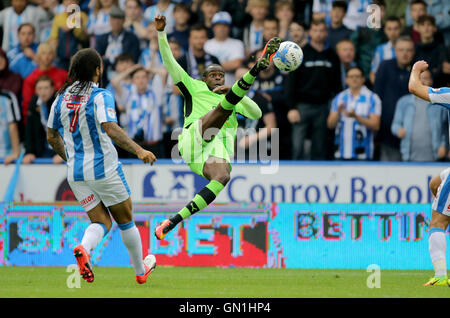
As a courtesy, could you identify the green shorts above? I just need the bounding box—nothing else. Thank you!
[178,120,232,177]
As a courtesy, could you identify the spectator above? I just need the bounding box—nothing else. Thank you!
[95,5,140,83]
[140,21,164,69]
[106,52,135,111]
[262,17,279,46]
[402,0,445,45]
[327,66,381,160]
[350,0,387,82]
[370,16,402,84]
[204,11,245,86]
[312,0,333,26]
[144,0,176,34]
[0,49,22,100]
[336,39,357,89]
[419,0,450,45]
[177,24,220,79]
[198,0,219,38]
[414,15,445,79]
[242,0,269,55]
[22,75,62,164]
[124,0,149,50]
[87,0,119,38]
[7,23,38,79]
[116,65,165,158]
[22,43,68,121]
[275,0,294,41]
[49,0,89,70]
[435,45,450,88]
[327,0,352,51]
[391,69,447,162]
[0,0,51,51]
[343,0,372,31]
[289,20,308,48]
[0,89,21,165]
[168,2,192,53]
[384,0,408,22]
[374,36,415,161]
[235,67,277,161]
[286,19,341,160]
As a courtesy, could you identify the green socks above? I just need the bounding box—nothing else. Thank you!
[170,180,225,225]
[221,70,257,110]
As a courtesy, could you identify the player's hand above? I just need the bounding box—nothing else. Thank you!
[437,146,447,159]
[22,153,36,164]
[345,109,357,118]
[3,154,18,166]
[53,154,65,164]
[412,60,429,73]
[287,109,301,123]
[337,103,346,114]
[154,14,166,32]
[212,85,231,94]
[136,148,157,165]
[397,128,406,139]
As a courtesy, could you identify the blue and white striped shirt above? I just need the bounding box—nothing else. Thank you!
[371,41,396,74]
[0,90,21,158]
[125,84,163,142]
[429,87,450,142]
[429,87,450,109]
[331,85,382,160]
[87,10,111,36]
[47,82,119,182]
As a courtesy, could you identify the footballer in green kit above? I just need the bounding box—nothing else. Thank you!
[154,14,281,240]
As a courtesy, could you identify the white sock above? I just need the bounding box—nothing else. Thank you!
[429,229,447,277]
[81,223,105,254]
[118,221,145,275]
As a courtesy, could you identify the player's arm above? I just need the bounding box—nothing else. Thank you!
[155,14,187,84]
[95,91,156,165]
[235,96,262,120]
[101,122,156,164]
[47,127,67,162]
[408,60,431,102]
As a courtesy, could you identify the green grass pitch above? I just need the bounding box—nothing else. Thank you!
[0,267,448,298]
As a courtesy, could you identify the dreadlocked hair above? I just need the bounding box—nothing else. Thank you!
[58,48,103,96]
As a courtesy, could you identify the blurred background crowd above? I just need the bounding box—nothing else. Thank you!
[0,0,449,164]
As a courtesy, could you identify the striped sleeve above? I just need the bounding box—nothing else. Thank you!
[429,87,450,109]
[369,93,382,115]
[0,90,21,123]
[47,94,61,129]
[95,90,117,123]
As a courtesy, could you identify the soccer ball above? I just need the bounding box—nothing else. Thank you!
[272,41,303,72]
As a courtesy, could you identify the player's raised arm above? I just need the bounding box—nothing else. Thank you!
[408,60,431,102]
[155,14,187,84]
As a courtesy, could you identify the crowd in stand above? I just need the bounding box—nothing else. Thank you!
[0,0,449,164]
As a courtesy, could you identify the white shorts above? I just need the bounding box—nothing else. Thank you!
[68,165,131,212]
[431,167,450,216]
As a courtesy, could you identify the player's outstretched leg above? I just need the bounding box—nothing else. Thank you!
[155,159,229,240]
[74,202,112,283]
[220,37,282,112]
[198,37,282,141]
